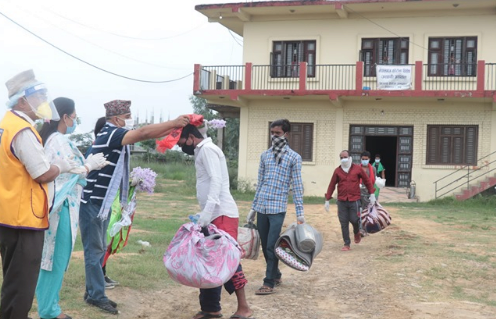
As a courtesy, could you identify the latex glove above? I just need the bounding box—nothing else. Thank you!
[246,209,256,223]
[52,157,79,174]
[69,166,87,174]
[297,216,305,224]
[324,200,330,212]
[198,211,213,227]
[369,194,376,206]
[85,153,109,172]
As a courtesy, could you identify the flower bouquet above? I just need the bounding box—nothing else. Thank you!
[104,167,158,265]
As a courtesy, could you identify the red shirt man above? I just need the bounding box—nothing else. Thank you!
[324,150,375,251]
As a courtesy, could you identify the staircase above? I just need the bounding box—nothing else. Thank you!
[434,151,496,200]
[455,174,496,200]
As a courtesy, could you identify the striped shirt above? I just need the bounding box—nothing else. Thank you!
[82,123,128,204]
[252,145,304,217]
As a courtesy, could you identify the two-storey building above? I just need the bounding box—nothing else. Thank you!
[193,0,496,201]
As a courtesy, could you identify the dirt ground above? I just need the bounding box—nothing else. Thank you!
[105,204,496,319]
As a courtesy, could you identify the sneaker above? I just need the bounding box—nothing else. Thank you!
[105,276,120,286]
[354,232,361,244]
[105,281,115,289]
[108,299,118,308]
[85,299,118,315]
[341,245,351,251]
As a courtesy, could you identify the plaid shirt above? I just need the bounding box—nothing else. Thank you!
[252,145,304,217]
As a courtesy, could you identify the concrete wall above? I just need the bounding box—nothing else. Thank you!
[238,99,493,201]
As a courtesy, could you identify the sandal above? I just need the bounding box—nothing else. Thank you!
[275,279,282,286]
[193,311,223,319]
[255,286,274,295]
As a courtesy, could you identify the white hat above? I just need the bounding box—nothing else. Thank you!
[5,69,38,98]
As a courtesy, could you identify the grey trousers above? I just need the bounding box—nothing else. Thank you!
[336,200,361,246]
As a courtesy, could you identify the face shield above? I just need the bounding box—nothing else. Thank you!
[23,84,59,121]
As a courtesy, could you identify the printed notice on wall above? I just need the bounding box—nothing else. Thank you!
[376,65,412,90]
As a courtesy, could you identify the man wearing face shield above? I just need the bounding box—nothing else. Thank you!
[324,150,376,251]
[0,70,79,319]
[246,119,305,296]
[79,100,189,314]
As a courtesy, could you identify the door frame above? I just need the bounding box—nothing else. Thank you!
[349,125,414,187]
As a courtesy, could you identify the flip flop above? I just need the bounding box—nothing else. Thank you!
[275,279,282,286]
[255,286,274,295]
[230,315,256,319]
[193,311,223,319]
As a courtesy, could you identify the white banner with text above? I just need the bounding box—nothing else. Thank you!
[376,65,412,90]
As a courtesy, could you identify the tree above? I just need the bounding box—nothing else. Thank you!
[68,132,94,155]
[190,96,239,162]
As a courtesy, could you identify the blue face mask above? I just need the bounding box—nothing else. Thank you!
[375,159,380,163]
[65,116,77,134]
[361,159,369,166]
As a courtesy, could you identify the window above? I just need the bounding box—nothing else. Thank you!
[361,38,409,76]
[271,41,316,78]
[426,125,478,165]
[268,122,313,161]
[428,37,477,76]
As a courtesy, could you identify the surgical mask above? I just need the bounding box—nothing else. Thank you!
[118,117,134,130]
[361,160,369,166]
[181,144,195,156]
[375,159,380,163]
[65,116,77,134]
[340,158,349,164]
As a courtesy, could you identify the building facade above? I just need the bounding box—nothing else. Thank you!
[193,0,496,201]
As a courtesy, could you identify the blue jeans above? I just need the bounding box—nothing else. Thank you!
[79,200,110,304]
[257,212,286,288]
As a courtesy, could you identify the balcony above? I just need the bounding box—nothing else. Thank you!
[193,61,496,104]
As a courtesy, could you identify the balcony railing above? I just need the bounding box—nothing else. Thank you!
[194,61,495,94]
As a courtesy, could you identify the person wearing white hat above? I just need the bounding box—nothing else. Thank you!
[0,70,78,319]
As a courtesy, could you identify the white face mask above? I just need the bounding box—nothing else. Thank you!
[124,118,134,130]
[340,157,352,171]
[118,117,134,130]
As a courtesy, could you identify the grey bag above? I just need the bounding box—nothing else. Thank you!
[295,223,317,253]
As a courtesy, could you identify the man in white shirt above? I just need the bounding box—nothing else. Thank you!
[178,124,253,319]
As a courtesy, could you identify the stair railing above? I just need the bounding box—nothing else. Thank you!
[434,150,496,198]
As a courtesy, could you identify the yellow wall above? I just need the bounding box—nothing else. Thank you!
[243,14,496,65]
[238,99,493,201]
[233,4,496,202]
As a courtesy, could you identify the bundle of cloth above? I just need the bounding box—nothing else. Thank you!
[275,223,323,271]
[163,222,241,288]
[361,201,392,234]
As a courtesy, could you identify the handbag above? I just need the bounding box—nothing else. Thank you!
[237,222,260,260]
[361,201,392,234]
[163,222,241,289]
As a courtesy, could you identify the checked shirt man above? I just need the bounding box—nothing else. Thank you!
[247,119,305,295]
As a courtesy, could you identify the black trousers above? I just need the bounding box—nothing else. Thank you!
[0,225,44,319]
